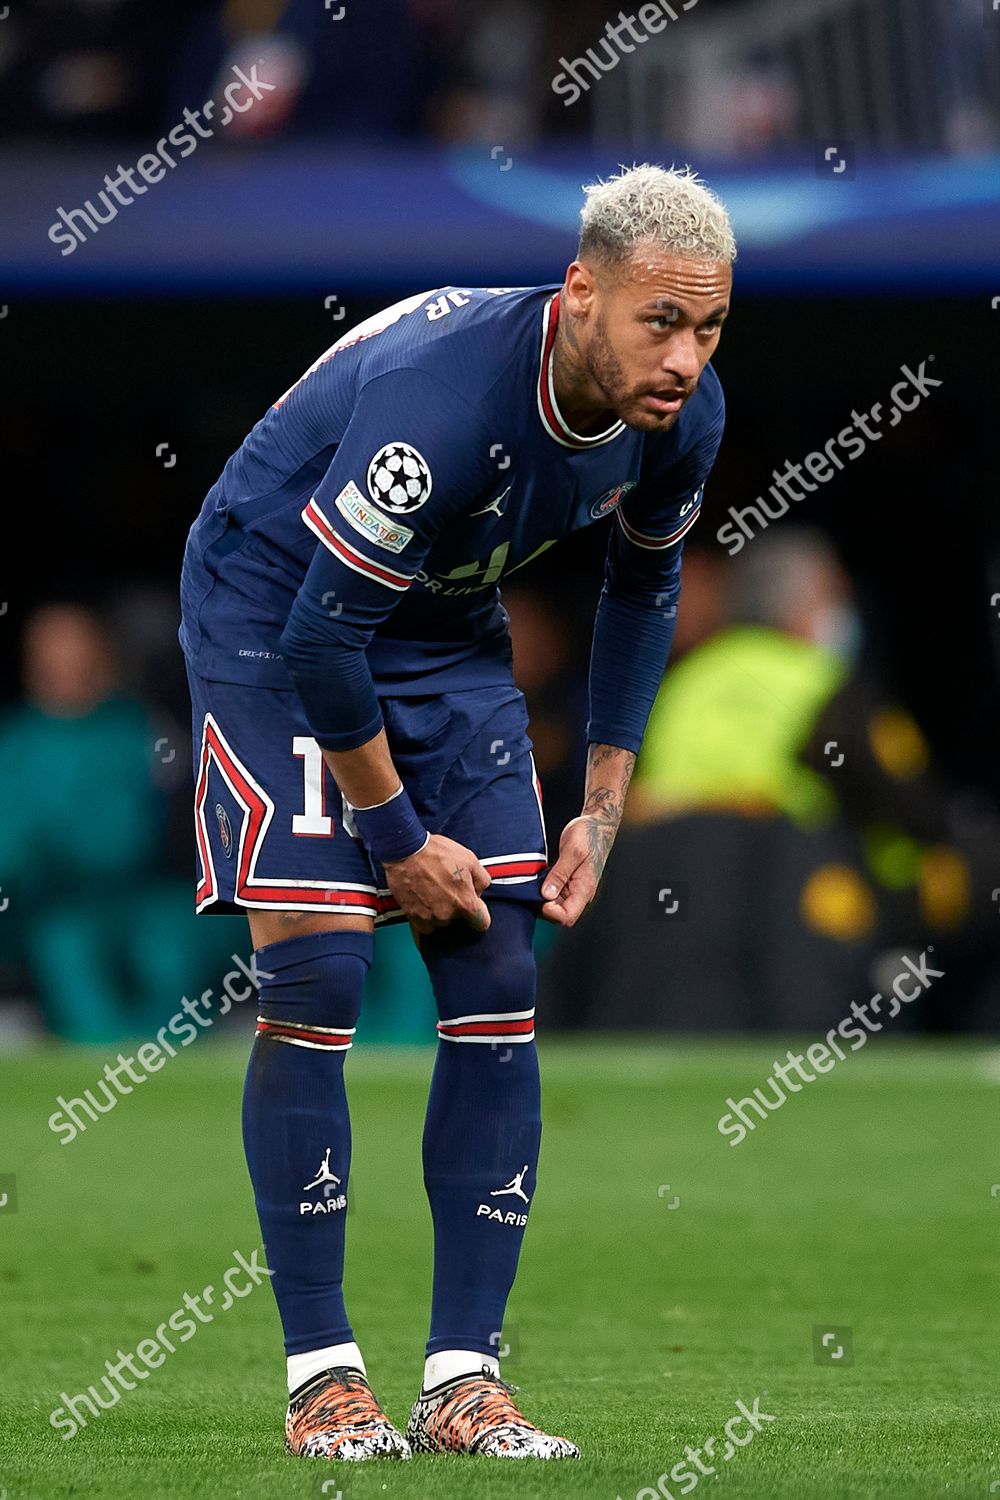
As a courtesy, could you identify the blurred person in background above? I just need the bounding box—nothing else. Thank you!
[937,0,1000,153]
[0,604,227,1044]
[167,0,456,143]
[543,529,873,1031]
[645,529,999,1010]
[544,529,1000,1030]
[632,530,853,828]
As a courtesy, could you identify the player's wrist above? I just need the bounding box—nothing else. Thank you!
[351,784,429,865]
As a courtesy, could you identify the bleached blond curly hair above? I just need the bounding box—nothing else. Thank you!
[579,163,737,267]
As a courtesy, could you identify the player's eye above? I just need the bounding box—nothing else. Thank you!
[647,314,677,330]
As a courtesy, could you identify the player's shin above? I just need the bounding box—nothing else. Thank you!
[241,930,371,1388]
[418,902,541,1383]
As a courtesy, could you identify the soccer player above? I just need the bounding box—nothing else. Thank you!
[179,164,735,1461]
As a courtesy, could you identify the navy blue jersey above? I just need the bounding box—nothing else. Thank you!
[180,284,725,754]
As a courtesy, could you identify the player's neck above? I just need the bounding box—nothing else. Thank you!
[551,309,617,437]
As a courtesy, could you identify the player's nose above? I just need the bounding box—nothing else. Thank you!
[661,331,701,383]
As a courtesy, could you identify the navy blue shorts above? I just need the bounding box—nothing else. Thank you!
[186,667,548,925]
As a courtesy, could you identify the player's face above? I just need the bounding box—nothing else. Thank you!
[576,251,732,433]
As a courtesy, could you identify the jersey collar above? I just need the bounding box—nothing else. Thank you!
[536,292,626,450]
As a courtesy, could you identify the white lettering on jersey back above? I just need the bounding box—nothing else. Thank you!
[425,289,472,321]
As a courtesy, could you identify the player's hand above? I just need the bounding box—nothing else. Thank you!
[384,834,491,935]
[540,816,603,927]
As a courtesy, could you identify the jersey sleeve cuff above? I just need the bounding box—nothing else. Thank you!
[314,709,386,753]
[584,723,645,755]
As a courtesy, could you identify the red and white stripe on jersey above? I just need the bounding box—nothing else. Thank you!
[374,852,547,924]
[437,1008,536,1045]
[303,498,415,592]
[480,852,548,885]
[537,293,625,451]
[617,495,703,551]
[255,1017,356,1052]
[194,712,381,915]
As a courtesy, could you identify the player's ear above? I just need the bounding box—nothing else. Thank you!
[563,260,597,318]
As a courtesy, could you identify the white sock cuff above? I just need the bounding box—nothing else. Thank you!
[287,1341,366,1395]
[423,1348,500,1392]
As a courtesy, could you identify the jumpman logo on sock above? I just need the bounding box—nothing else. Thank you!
[303,1147,342,1193]
[490,1165,530,1203]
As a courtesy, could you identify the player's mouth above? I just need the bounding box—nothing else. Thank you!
[642,389,688,415]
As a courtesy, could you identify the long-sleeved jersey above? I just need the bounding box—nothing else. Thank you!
[179,283,725,754]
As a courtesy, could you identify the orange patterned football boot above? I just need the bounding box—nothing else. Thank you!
[406,1369,580,1459]
[285,1366,411,1461]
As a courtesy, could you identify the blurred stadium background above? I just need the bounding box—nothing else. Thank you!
[1,0,999,1045]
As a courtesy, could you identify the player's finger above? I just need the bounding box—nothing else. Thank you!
[541,863,574,902]
[542,870,595,926]
[469,859,492,896]
[557,888,591,924]
[540,896,584,928]
[461,895,491,932]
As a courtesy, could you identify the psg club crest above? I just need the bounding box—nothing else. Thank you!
[589,481,636,520]
[367,442,433,514]
[215,802,234,859]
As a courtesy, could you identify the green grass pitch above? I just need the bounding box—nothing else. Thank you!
[1,1037,997,1498]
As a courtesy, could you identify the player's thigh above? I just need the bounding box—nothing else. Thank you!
[383,684,549,916]
[247,907,373,950]
[186,666,381,937]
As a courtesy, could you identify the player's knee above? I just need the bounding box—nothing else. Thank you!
[483,941,536,1015]
[422,900,537,1035]
[254,929,373,1037]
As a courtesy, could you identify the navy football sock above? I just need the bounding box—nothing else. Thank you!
[418,901,541,1358]
[242,929,372,1355]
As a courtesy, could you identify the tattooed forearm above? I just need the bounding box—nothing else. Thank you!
[579,745,637,878]
[580,812,615,880]
[583,744,636,814]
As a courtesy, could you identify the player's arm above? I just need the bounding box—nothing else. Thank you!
[541,739,638,912]
[279,367,495,932]
[542,399,724,927]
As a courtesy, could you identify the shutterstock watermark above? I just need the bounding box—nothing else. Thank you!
[552,1,700,107]
[716,357,944,556]
[47,952,271,1145]
[616,1395,777,1499]
[717,948,945,1146]
[48,1247,272,1440]
[47,63,275,256]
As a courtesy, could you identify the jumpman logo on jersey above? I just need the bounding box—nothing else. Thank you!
[303,1147,342,1192]
[490,1165,530,1203]
[470,486,512,519]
